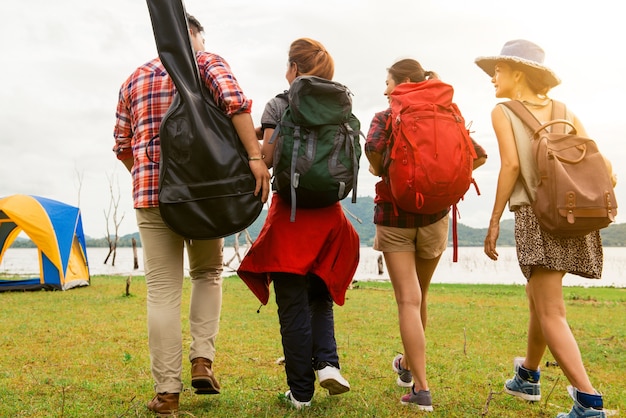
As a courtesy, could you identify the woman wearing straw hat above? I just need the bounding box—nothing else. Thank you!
[475,39,609,418]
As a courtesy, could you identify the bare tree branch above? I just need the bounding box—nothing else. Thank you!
[103,173,125,266]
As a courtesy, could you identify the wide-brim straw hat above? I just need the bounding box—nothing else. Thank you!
[475,39,560,88]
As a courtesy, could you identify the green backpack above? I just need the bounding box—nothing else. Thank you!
[270,76,363,221]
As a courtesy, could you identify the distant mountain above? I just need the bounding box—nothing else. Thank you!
[9,198,626,248]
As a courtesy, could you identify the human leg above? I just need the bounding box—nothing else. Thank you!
[528,268,606,415]
[137,208,185,395]
[526,268,595,394]
[389,251,440,390]
[414,255,440,330]
[384,251,427,391]
[309,274,338,368]
[374,224,431,393]
[414,214,448,331]
[273,272,315,403]
[507,267,605,413]
[504,282,545,401]
[187,238,224,394]
[523,281,548,370]
[308,274,350,395]
[386,253,434,411]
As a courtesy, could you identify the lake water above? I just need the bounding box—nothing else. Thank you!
[2,246,626,288]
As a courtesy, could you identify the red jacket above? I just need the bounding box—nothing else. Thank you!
[237,194,359,306]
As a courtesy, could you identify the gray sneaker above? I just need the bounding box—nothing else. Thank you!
[392,354,413,388]
[400,388,433,412]
[504,363,541,402]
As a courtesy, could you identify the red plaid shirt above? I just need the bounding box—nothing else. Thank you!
[113,53,252,208]
[365,109,486,228]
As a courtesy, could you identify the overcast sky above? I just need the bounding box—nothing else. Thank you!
[1,0,624,237]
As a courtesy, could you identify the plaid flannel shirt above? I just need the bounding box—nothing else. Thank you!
[366,109,451,228]
[113,52,252,208]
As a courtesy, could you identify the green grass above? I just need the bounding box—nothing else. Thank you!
[0,276,624,417]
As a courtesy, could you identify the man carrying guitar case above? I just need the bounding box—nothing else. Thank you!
[113,1,270,414]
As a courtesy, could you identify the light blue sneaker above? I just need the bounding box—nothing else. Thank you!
[556,386,606,418]
[504,362,541,402]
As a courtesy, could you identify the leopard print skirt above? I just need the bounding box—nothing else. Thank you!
[514,205,603,280]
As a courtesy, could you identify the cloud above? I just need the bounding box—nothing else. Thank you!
[1,0,624,238]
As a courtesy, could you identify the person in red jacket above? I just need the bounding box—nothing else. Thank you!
[238,38,358,410]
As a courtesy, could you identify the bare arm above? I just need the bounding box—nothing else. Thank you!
[261,127,276,169]
[365,150,384,176]
[231,112,271,203]
[120,158,133,172]
[484,105,520,261]
[473,155,487,170]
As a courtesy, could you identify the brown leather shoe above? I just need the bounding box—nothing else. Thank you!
[191,357,221,395]
[147,392,179,416]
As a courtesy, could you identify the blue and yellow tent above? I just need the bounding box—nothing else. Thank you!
[0,195,90,291]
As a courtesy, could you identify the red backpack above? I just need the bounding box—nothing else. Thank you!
[387,80,478,260]
[387,79,477,214]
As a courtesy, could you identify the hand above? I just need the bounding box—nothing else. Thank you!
[249,159,270,203]
[484,222,500,261]
[254,126,263,141]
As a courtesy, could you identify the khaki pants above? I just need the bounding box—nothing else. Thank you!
[136,208,223,393]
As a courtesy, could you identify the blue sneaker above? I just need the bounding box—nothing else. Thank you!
[504,363,541,402]
[392,354,413,388]
[556,386,606,418]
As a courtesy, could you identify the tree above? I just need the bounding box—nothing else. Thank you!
[103,173,125,266]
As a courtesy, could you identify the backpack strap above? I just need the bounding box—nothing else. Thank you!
[343,123,363,204]
[501,100,542,131]
[289,126,302,222]
[550,100,567,134]
[268,124,281,144]
[502,99,568,134]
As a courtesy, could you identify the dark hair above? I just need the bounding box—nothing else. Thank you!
[288,38,334,80]
[186,13,204,35]
[387,58,438,84]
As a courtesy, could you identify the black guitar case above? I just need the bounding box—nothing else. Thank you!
[146,0,262,239]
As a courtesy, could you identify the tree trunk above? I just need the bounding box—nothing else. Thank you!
[103,244,113,264]
[111,243,117,267]
[132,238,139,269]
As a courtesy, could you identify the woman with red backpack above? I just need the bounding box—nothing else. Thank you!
[365,59,487,411]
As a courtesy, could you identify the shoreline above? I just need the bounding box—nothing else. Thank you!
[2,246,625,288]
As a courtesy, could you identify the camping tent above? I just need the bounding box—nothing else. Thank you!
[0,194,90,291]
